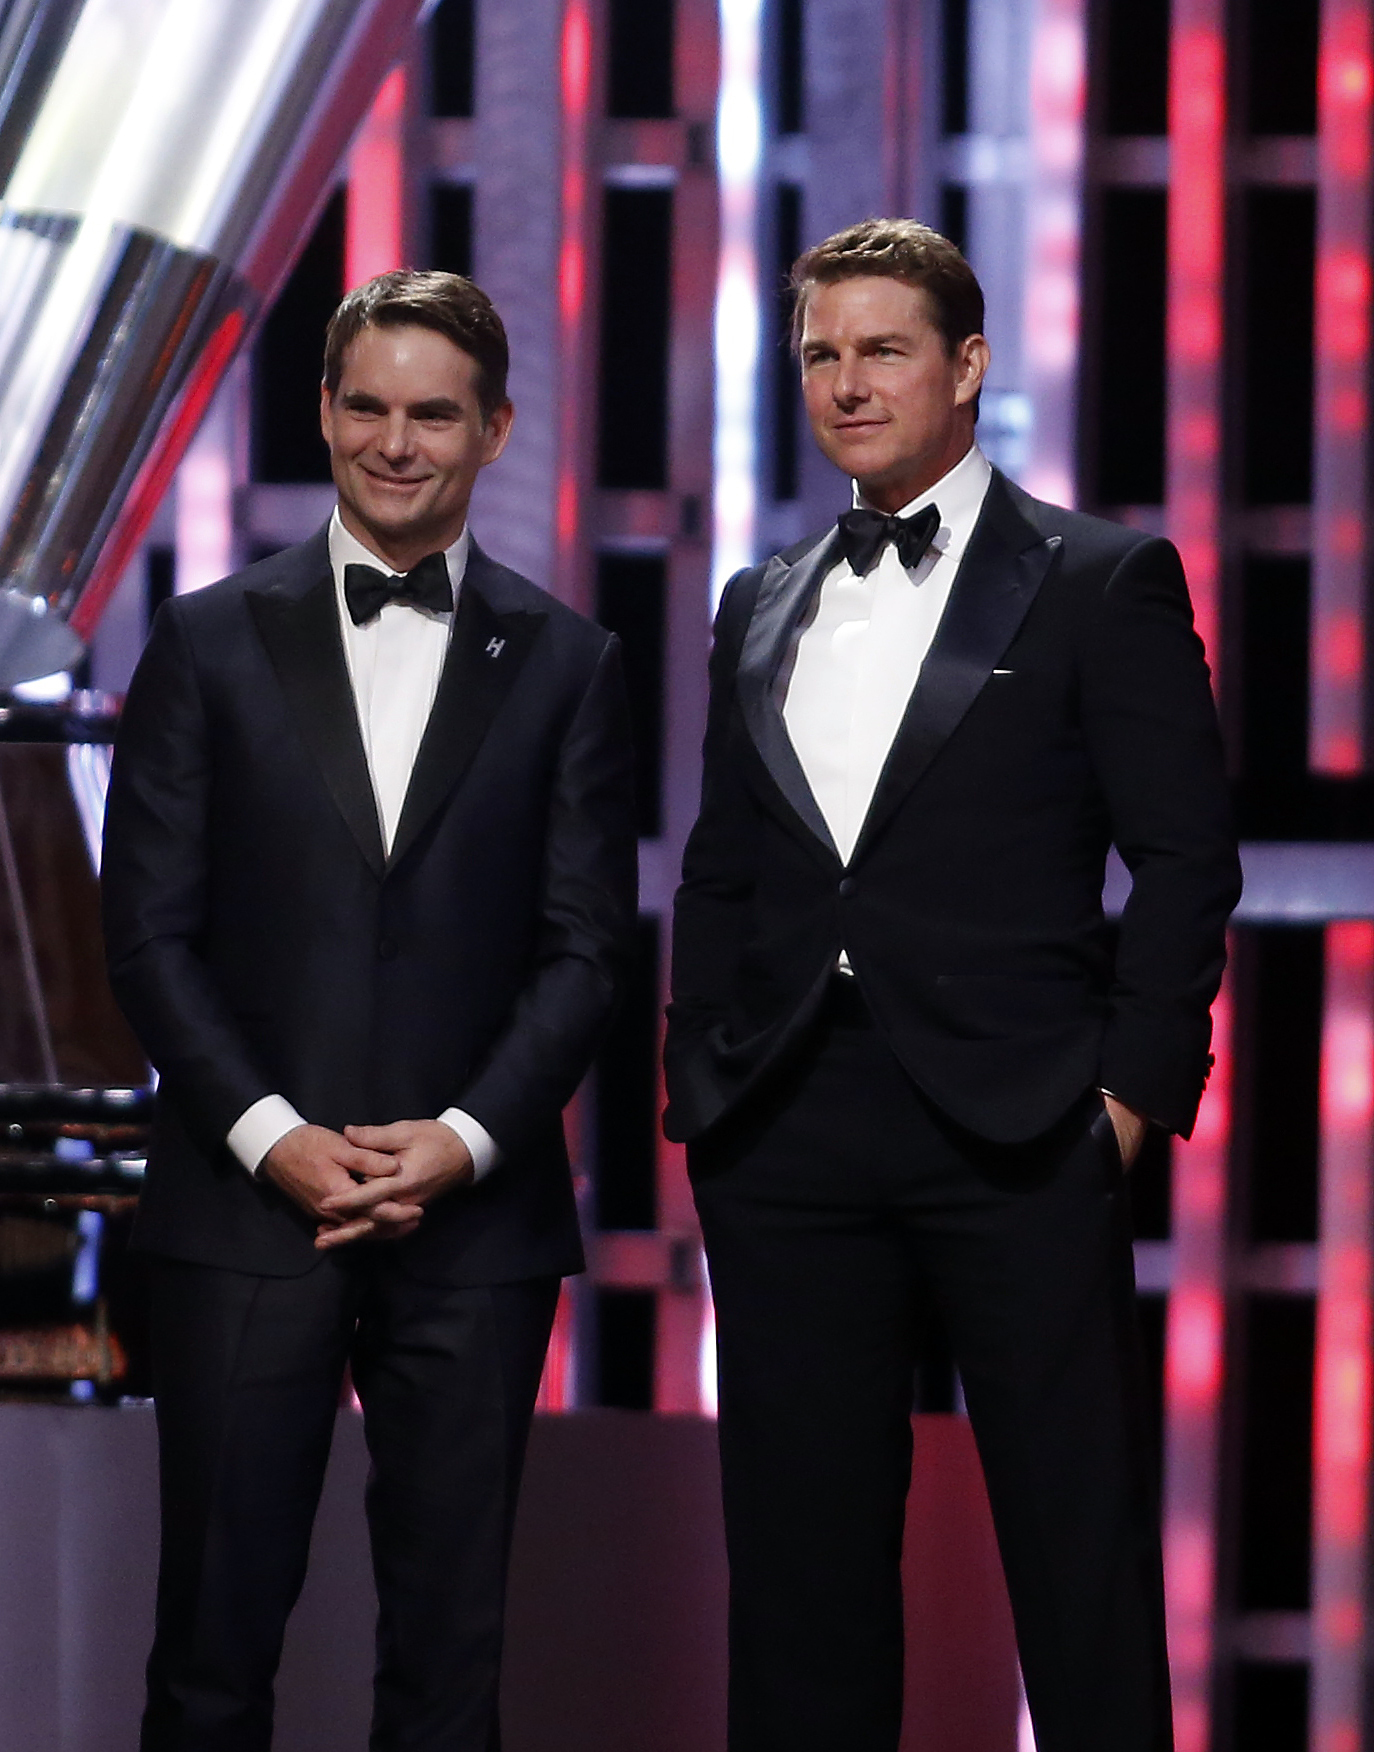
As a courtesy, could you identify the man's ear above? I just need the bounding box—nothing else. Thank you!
[954,334,991,407]
[480,400,515,468]
[319,381,333,445]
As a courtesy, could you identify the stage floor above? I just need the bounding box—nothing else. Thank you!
[0,1405,1016,1751]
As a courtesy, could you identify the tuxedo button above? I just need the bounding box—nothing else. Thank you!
[377,936,398,960]
[838,877,856,899]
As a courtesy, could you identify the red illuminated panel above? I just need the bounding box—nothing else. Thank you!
[1166,8,1226,677]
[1162,967,1230,1752]
[1311,922,1374,1752]
[1312,5,1372,773]
[345,66,407,291]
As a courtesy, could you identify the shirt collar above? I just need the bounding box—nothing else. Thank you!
[852,443,992,553]
[327,507,470,612]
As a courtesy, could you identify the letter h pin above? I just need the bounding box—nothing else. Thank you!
[485,636,505,660]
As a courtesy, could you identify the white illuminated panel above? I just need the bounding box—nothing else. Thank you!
[711,0,763,607]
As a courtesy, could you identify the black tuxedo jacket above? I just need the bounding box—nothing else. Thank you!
[665,470,1242,1147]
[103,528,637,1284]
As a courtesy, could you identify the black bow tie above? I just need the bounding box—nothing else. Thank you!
[343,552,452,625]
[836,502,941,578]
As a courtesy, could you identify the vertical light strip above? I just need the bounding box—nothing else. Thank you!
[711,0,763,608]
[1311,921,1374,1752]
[1311,3,1372,774]
[345,65,407,290]
[1021,0,1085,509]
[1161,970,1231,1752]
[544,0,594,1407]
[554,0,592,603]
[1166,5,1226,673]
[1162,30,1227,1728]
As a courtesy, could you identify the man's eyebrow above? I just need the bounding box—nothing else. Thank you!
[340,390,386,408]
[857,332,909,348]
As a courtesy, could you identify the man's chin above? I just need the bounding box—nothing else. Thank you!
[359,490,429,523]
[349,498,436,546]
[848,462,907,501]
[824,442,897,483]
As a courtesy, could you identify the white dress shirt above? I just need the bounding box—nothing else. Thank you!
[779,443,993,865]
[225,510,499,1180]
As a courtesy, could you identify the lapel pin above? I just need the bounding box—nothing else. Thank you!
[485,636,505,659]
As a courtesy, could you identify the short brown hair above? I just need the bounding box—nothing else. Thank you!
[790,218,985,355]
[323,270,510,419]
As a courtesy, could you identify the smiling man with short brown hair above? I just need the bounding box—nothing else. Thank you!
[104,269,636,1751]
[667,222,1240,1752]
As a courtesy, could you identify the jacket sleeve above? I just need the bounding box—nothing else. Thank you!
[1078,536,1243,1136]
[455,635,638,1153]
[101,600,277,1154]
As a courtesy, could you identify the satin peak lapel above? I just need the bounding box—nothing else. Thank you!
[388,562,543,870]
[851,482,1061,860]
[247,568,386,878]
[735,531,843,856]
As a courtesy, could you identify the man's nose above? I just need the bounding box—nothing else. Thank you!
[377,417,415,459]
[833,357,869,406]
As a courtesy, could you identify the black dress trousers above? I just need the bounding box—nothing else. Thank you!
[140,1252,559,1752]
[690,983,1172,1752]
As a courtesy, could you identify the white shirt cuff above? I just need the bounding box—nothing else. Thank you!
[437,1108,500,1181]
[227,1095,307,1176]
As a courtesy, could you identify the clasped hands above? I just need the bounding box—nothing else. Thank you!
[260,1120,474,1251]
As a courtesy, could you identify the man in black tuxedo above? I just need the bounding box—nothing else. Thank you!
[103,270,636,1750]
[665,220,1241,1751]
